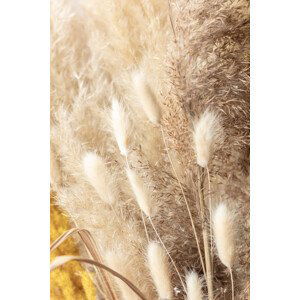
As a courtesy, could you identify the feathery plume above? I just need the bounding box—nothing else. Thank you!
[126,168,152,217]
[193,109,223,167]
[132,71,161,125]
[111,98,130,156]
[186,271,203,300]
[82,152,117,205]
[105,251,141,300]
[213,203,235,269]
[147,242,173,299]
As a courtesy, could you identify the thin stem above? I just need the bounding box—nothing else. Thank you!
[160,125,207,280]
[141,210,150,242]
[230,269,234,300]
[206,166,214,272]
[148,217,186,293]
[197,167,214,300]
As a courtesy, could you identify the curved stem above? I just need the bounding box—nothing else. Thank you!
[51,256,147,300]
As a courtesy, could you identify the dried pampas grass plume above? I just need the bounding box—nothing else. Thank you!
[132,71,161,125]
[193,110,223,168]
[111,98,131,156]
[126,168,152,217]
[83,152,117,205]
[186,271,203,300]
[147,242,173,300]
[213,202,236,300]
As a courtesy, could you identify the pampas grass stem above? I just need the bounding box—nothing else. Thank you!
[197,167,213,300]
[230,269,234,300]
[206,166,213,263]
[160,125,207,280]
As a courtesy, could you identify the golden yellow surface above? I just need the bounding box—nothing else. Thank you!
[50,201,96,299]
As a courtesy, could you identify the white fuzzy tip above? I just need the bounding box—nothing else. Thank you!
[83,152,116,205]
[111,98,130,156]
[213,203,235,269]
[132,71,161,125]
[193,109,223,167]
[186,271,203,300]
[147,242,173,299]
[126,168,152,217]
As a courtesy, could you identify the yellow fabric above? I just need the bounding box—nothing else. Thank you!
[50,201,96,299]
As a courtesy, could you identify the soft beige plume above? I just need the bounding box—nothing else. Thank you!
[83,152,117,205]
[213,202,235,269]
[132,71,161,125]
[111,98,131,156]
[186,271,203,300]
[193,109,223,167]
[147,241,173,299]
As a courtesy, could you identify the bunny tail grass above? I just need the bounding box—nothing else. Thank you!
[213,203,235,300]
[111,98,131,156]
[186,271,204,300]
[147,242,173,299]
[83,152,117,205]
[126,167,152,217]
[212,203,235,270]
[132,71,161,125]
[193,109,223,168]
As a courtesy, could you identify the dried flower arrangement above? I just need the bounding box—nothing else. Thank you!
[50,0,250,299]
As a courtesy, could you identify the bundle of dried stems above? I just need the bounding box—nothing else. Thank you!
[50,0,249,299]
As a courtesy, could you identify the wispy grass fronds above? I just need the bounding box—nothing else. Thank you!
[147,242,173,299]
[111,98,131,156]
[186,271,203,300]
[83,152,117,205]
[126,168,153,217]
[193,109,223,168]
[132,71,161,125]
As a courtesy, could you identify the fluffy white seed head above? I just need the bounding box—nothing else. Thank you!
[82,152,117,205]
[213,203,235,269]
[105,250,140,300]
[126,168,152,217]
[111,98,130,156]
[147,242,173,299]
[186,271,203,300]
[193,109,223,167]
[132,71,161,125]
